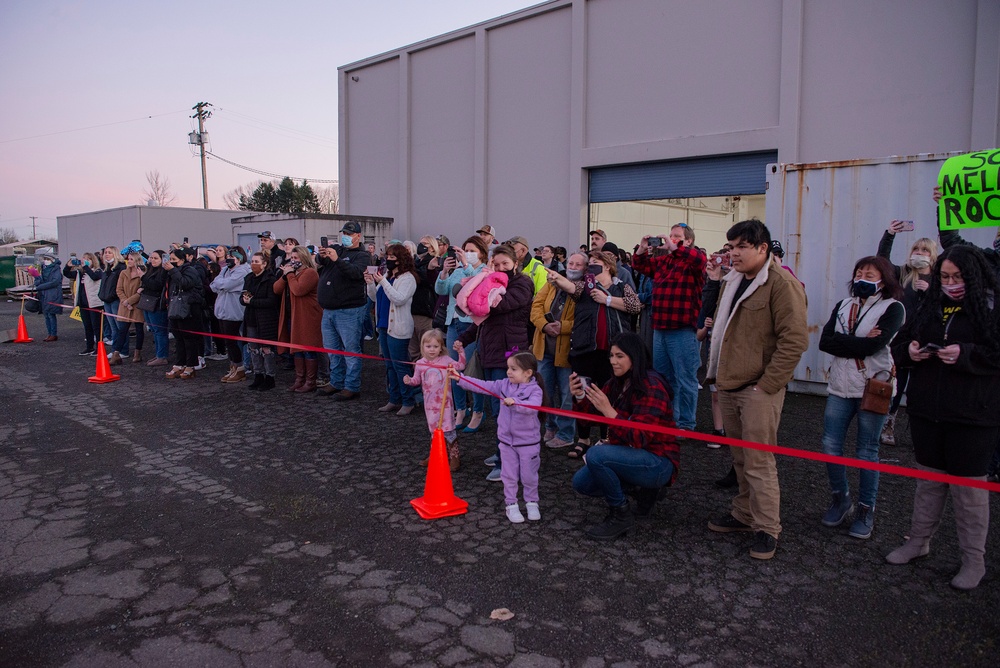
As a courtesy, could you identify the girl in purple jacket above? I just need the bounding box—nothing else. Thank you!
[451,352,544,523]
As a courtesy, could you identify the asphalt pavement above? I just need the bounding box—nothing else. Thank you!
[1,302,997,667]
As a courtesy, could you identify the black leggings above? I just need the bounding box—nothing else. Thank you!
[219,320,243,364]
[570,349,613,441]
[170,312,204,368]
[889,367,910,414]
[909,414,998,476]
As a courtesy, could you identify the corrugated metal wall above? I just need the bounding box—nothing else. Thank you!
[765,153,1000,394]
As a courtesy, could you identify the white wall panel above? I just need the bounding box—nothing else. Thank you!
[798,0,979,162]
[585,0,782,149]
[344,58,401,219]
[409,37,477,236]
[486,8,573,247]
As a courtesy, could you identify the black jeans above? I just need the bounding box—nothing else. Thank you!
[170,311,204,368]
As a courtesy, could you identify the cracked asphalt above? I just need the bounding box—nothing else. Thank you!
[1,302,998,667]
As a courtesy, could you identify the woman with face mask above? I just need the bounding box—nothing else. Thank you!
[33,253,64,341]
[435,235,490,430]
[887,245,1000,590]
[273,246,323,392]
[164,248,207,380]
[210,247,252,382]
[876,221,939,446]
[365,244,419,414]
[546,250,642,459]
[139,251,171,366]
[63,252,103,354]
[240,252,280,390]
[817,256,904,540]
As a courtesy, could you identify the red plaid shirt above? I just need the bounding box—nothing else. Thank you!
[574,372,679,484]
[632,245,706,330]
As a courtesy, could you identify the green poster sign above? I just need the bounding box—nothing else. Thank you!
[937,148,1000,230]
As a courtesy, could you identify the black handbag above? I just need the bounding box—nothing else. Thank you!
[136,292,160,312]
[23,293,40,314]
[167,292,191,320]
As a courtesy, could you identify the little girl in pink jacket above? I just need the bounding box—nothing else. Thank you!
[404,329,466,471]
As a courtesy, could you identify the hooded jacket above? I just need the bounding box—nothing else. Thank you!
[210,263,251,322]
[34,260,64,315]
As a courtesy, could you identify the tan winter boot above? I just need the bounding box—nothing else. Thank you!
[131,350,142,364]
[447,438,460,472]
[886,468,948,565]
[949,478,989,590]
[221,363,237,383]
[108,351,123,366]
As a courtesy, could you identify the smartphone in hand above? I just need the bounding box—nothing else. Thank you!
[899,220,915,232]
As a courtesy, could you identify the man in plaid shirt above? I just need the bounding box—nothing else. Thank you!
[632,223,706,432]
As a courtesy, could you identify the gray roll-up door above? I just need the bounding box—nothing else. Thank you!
[589,151,778,203]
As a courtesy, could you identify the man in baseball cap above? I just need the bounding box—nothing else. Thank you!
[506,235,547,295]
[476,225,497,247]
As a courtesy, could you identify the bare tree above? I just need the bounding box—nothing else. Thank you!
[222,180,265,210]
[141,170,178,206]
[0,227,20,244]
[313,183,340,214]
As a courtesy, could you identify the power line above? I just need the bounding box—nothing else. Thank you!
[215,108,338,144]
[0,109,190,144]
[205,151,338,183]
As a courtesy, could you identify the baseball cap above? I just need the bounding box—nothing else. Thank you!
[770,239,785,258]
[507,235,529,249]
[340,221,362,234]
[436,235,451,247]
[476,225,496,237]
[257,230,274,239]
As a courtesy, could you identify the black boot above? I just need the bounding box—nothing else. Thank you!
[248,373,265,390]
[715,466,738,489]
[260,375,276,391]
[586,502,634,540]
[634,488,661,518]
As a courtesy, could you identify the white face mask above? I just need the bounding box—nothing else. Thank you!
[907,253,931,270]
[43,259,53,266]
[464,251,479,265]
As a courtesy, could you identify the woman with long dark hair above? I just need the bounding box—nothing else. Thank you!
[139,251,171,366]
[163,248,206,380]
[817,255,904,539]
[241,252,280,391]
[886,245,1000,590]
[365,243,418,414]
[569,332,679,540]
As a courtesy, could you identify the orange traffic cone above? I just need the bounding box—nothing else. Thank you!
[411,428,469,519]
[88,340,121,384]
[13,314,33,343]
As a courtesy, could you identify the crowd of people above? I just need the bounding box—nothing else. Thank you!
[28,193,1000,589]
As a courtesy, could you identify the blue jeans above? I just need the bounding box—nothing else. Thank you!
[484,366,506,420]
[537,354,575,441]
[652,327,699,431]
[447,320,483,413]
[44,312,57,336]
[144,310,170,359]
[821,394,886,508]
[362,298,375,339]
[322,305,367,393]
[104,301,126,354]
[572,444,675,507]
[377,328,414,406]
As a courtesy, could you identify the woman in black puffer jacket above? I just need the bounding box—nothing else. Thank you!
[241,251,280,391]
[163,248,205,380]
[886,245,1000,590]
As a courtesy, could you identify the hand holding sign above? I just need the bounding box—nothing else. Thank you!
[937,149,1000,230]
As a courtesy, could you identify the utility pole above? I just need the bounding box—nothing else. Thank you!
[30,216,37,239]
[189,102,213,209]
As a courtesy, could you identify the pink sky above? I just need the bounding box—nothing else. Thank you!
[0,0,537,240]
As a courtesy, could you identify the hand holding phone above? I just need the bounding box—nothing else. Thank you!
[648,236,662,248]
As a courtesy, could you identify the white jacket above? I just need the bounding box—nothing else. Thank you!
[826,295,899,399]
[366,271,417,339]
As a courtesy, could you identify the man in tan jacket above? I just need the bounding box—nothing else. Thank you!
[705,219,808,560]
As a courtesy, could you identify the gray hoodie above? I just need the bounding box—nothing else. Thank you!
[211,264,252,321]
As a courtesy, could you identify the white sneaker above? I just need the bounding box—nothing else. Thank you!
[505,503,524,524]
[194,356,206,370]
[525,502,541,521]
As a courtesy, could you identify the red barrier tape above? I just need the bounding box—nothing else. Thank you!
[41,301,1000,492]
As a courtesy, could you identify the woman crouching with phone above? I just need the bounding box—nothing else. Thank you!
[570,332,679,540]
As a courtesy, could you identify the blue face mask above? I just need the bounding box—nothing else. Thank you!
[851,279,880,299]
[340,235,353,247]
[566,268,584,281]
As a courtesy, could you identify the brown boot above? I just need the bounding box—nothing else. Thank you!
[131,350,142,364]
[108,351,123,366]
[448,440,460,472]
[288,356,306,392]
[295,358,318,393]
[229,367,247,382]
[221,363,237,382]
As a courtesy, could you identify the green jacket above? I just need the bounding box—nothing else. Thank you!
[522,257,547,295]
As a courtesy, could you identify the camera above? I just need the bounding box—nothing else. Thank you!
[648,237,662,248]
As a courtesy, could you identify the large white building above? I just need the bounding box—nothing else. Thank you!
[338,0,999,252]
